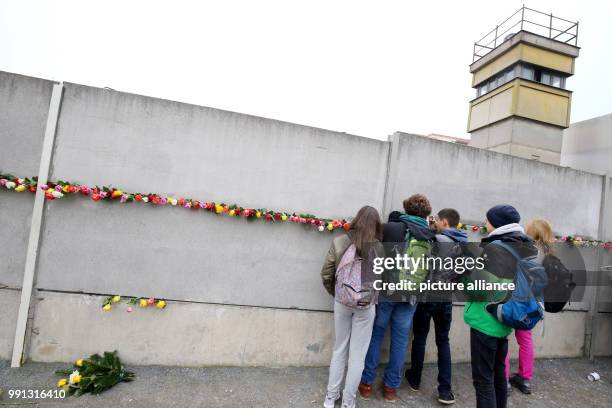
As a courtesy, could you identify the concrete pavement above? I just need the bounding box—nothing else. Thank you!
[0,358,610,407]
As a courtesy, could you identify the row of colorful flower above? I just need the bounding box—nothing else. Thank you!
[454,222,612,248]
[1,173,610,248]
[102,295,166,312]
[0,173,350,232]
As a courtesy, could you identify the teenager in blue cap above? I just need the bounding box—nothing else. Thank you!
[462,205,537,408]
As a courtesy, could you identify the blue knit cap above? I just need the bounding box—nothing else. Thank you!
[486,205,520,228]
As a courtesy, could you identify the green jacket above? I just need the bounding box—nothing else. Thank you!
[462,268,513,338]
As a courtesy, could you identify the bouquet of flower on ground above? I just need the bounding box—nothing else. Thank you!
[55,351,135,396]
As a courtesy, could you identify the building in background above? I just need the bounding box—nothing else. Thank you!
[561,114,612,175]
[425,133,469,144]
[466,6,579,165]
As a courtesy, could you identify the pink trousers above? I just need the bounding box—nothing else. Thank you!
[505,329,534,380]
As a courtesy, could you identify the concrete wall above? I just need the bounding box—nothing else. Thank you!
[0,72,56,359]
[34,83,389,311]
[1,70,610,366]
[28,293,587,366]
[0,72,55,289]
[388,132,604,239]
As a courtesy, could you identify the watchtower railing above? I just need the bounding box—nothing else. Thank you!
[473,6,578,63]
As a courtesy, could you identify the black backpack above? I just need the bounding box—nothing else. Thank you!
[542,254,576,313]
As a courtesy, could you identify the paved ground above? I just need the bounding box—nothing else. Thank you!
[0,358,610,407]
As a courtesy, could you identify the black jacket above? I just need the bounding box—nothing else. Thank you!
[382,211,408,245]
[480,230,538,280]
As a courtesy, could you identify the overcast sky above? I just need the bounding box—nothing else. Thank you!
[1,0,611,140]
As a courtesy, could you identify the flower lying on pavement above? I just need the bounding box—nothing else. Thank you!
[55,351,135,396]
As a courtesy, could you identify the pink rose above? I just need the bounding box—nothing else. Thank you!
[0,179,6,186]
[147,298,155,305]
[126,307,133,313]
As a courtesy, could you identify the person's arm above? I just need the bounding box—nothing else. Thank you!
[320,241,337,296]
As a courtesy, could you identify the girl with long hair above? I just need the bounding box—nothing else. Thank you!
[320,206,383,408]
[506,219,554,395]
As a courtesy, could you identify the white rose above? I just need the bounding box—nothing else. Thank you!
[142,197,149,203]
[318,225,324,232]
[52,191,64,198]
[5,181,16,189]
[69,370,80,385]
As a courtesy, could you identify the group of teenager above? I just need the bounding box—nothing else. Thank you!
[320,194,554,408]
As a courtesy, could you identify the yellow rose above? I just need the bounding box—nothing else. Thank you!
[102,303,112,311]
[139,299,148,308]
[326,223,334,231]
[15,185,27,192]
[256,211,262,219]
[156,300,166,309]
[57,378,67,387]
[75,359,84,367]
[111,295,121,303]
[62,185,70,193]
[215,204,224,214]
[229,209,236,216]
[112,190,123,198]
[281,214,288,221]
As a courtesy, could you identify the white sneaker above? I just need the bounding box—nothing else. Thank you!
[341,400,356,408]
[323,392,339,408]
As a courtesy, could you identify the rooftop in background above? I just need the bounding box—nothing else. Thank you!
[426,133,469,145]
[473,6,578,63]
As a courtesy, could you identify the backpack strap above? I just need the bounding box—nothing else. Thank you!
[490,240,521,261]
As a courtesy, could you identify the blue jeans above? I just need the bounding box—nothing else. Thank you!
[360,301,417,388]
[406,302,453,393]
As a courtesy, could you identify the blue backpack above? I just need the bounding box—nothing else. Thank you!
[491,241,548,330]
